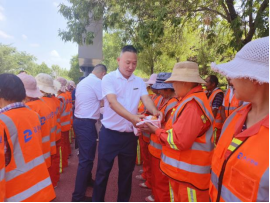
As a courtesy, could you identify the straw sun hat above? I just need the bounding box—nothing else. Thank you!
[165,61,206,84]
[211,36,269,83]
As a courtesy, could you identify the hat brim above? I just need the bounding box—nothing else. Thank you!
[211,57,269,83]
[26,88,43,98]
[152,83,174,90]
[39,85,57,95]
[165,75,206,84]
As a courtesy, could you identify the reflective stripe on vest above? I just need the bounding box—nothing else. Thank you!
[51,126,57,133]
[0,114,45,182]
[42,135,50,143]
[149,139,162,150]
[61,121,70,126]
[50,141,56,147]
[5,177,52,202]
[173,96,214,124]
[161,153,211,174]
[257,168,269,202]
[187,187,197,202]
[166,129,178,150]
[172,95,214,152]
[142,132,150,138]
[43,152,51,159]
[211,170,241,202]
[0,168,4,181]
[164,101,178,116]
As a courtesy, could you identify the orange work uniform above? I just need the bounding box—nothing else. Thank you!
[0,124,5,202]
[209,104,269,202]
[157,85,214,202]
[42,96,61,187]
[0,107,55,201]
[141,95,163,188]
[208,88,224,144]
[27,99,55,168]
[58,92,71,170]
[223,87,243,117]
[149,97,178,202]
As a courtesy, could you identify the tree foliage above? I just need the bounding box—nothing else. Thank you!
[59,0,268,51]
[0,44,72,81]
[68,55,83,83]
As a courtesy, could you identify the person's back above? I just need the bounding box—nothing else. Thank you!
[0,107,56,202]
[75,74,102,119]
[27,99,54,168]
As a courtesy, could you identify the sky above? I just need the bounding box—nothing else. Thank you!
[0,0,78,70]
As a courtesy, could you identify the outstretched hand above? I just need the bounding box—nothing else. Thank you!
[138,122,158,134]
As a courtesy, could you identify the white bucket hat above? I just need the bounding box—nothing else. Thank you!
[56,77,67,92]
[17,73,43,98]
[211,36,269,83]
[35,73,57,95]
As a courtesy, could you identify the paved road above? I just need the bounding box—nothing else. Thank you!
[53,141,151,202]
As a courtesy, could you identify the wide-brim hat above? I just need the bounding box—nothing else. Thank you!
[211,36,269,83]
[165,61,206,84]
[145,73,157,85]
[17,73,43,98]
[152,72,174,89]
[56,77,67,92]
[35,73,57,95]
[53,80,61,92]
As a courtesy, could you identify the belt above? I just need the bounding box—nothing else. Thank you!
[74,117,97,122]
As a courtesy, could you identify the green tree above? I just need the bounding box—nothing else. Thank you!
[102,31,124,72]
[68,55,83,84]
[0,44,37,74]
[51,64,71,81]
[58,0,268,51]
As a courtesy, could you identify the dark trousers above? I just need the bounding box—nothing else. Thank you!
[72,118,97,202]
[92,126,138,202]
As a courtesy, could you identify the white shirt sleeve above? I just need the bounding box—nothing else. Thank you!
[102,74,116,98]
[140,79,148,97]
[93,80,103,101]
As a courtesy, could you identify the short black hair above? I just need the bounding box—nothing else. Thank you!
[0,73,26,102]
[209,75,219,87]
[121,45,137,54]
[94,64,107,73]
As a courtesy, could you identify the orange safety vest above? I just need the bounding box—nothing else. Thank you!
[66,91,73,125]
[142,95,163,143]
[160,92,214,190]
[0,108,55,202]
[58,92,71,132]
[223,87,242,117]
[208,88,224,130]
[51,96,61,139]
[27,99,55,167]
[148,97,178,159]
[0,124,5,202]
[209,105,269,202]
[41,97,60,142]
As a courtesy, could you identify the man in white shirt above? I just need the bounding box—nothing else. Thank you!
[72,64,107,202]
[92,45,161,202]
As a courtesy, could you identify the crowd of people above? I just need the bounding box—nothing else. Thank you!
[0,36,268,202]
[0,72,75,201]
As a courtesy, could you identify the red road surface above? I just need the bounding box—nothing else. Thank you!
[53,142,151,202]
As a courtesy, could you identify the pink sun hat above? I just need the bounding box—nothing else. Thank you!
[56,77,67,92]
[145,73,157,85]
[17,72,43,98]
